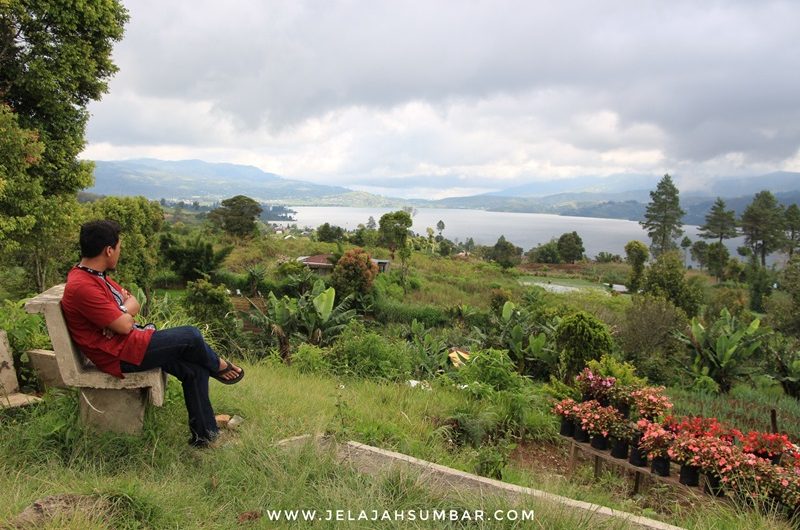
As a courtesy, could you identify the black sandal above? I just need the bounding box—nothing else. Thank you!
[212,360,244,385]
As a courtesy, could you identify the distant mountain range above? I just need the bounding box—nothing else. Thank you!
[87,159,800,224]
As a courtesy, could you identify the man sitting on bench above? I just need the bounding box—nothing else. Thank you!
[61,219,244,447]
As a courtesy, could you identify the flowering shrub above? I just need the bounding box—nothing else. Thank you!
[575,367,615,401]
[552,398,578,419]
[741,431,792,457]
[693,436,738,475]
[668,432,703,465]
[667,415,741,442]
[609,417,635,440]
[637,419,676,457]
[607,383,637,406]
[769,466,800,507]
[631,386,673,419]
[578,402,623,437]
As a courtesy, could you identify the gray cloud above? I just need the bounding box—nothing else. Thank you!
[85,0,800,193]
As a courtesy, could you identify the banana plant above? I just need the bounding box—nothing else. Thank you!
[248,291,297,362]
[297,280,356,345]
[677,308,763,393]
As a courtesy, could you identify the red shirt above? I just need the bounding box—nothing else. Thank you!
[61,267,154,378]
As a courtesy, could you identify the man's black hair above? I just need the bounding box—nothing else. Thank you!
[79,220,122,258]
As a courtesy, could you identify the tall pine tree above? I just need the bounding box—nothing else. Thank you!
[740,190,785,267]
[785,203,800,259]
[698,197,738,244]
[640,174,685,257]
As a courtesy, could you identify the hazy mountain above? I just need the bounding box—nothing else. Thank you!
[90,159,352,202]
[486,173,659,198]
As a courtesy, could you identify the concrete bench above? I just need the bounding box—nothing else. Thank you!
[0,330,42,409]
[24,284,166,434]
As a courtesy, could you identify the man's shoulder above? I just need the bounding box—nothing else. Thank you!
[63,268,103,299]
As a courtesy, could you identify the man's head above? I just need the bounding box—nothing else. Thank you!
[79,220,122,261]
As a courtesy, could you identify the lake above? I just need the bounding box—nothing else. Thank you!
[281,206,739,259]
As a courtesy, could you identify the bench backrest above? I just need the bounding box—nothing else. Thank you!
[24,283,88,386]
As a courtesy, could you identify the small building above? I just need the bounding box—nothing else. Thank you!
[297,254,391,276]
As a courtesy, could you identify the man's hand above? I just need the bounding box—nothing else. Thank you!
[102,327,114,339]
[122,293,141,317]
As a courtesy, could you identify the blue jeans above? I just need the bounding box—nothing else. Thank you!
[121,326,221,445]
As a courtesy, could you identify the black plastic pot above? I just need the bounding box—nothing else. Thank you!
[752,451,782,465]
[610,438,629,459]
[679,464,700,486]
[590,434,609,450]
[703,473,725,497]
[559,416,575,437]
[614,402,631,418]
[628,433,648,467]
[573,423,591,443]
[651,455,670,477]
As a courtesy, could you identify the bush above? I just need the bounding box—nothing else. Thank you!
[0,299,50,388]
[705,286,749,320]
[183,279,247,356]
[619,295,688,384]
[328,321,414,380]
[330,248,378,299]
[152,269,182,289]
[554,311,614,380]
[292,343,330,374]
[457,348,529,395]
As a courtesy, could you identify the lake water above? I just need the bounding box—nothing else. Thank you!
[282,206,739,259]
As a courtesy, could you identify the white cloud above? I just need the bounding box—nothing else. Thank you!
[84,0,800,197]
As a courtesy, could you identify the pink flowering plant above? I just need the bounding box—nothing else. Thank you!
[552,398,578,420]
[668,432,703,465]
[636,419,676,457]
[578,402,622,437]
[575,367,616,401]
[769,466,800,507]
[631,386,673,419]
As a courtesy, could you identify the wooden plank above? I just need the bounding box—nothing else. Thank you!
[567,438,703,496]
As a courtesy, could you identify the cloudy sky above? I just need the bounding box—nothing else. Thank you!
[83,0,800,199]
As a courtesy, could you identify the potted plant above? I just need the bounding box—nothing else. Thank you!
[693,436,739,496]
[580,403,622,450]
[637,419,675,477]
[631,386,673,421]
[571,400,595,443]
[575,367,615,405]
[607,384,636,418]
[553,398,578,437]
[609,417,634,459]
[741,431,791,465]
[668,432,703,486]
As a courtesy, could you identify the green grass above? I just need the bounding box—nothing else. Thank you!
[1,364,792,529]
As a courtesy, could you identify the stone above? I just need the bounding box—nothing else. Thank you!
[78,387,147,435]
[0,330,19,395]
[226,414,244,430]
[7,494,113,528]
[215,414,231,428]
[27,349,67,388]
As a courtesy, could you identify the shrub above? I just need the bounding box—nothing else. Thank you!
[554,311,614,380]
[619,295,688,384]
[330,248,378,299]
[183,279,247,356]
[705,286,749,320]
[0,299,50,388]
[641,251,702,317]
[328,321,413,380]
[489,288,512,313]
[292,343,330,374]
[457,348,529,395]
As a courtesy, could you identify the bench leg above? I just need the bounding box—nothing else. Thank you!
[78,388,147,435]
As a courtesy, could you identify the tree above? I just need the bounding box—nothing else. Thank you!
[784,204,800,259]
[706,242,730,281]
[366,216,377,230]
[316,222,344,243]
[624,240,649,292]
[208,195,262,237]
[527,240,561,264]
[690,240,709,270]
[555,311,614,381]
[0,1,128,290]
[86,196,163,306]
[641,251,702,317]
[740,190,785,267]
[640,174,685,257]
[557,231,584,263]
[680,236,692,266]
[698,197,737,244]
[161,233,232,283]
[436,220,445,238]
[330,248,378,300]
[488,235,522,269]
[378,210,413,259]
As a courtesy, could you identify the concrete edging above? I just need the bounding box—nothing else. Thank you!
[275,434,684,530]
